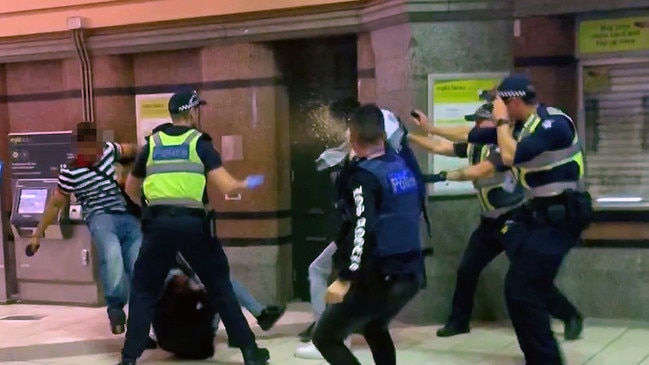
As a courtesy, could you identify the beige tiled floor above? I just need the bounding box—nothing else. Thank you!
[0,302,648,364]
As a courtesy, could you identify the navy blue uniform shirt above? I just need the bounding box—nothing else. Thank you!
[467,105,580,187]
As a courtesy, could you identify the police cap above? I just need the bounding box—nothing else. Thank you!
[464,103,493,122]
[496,74,536,101]
[168,89,207,114]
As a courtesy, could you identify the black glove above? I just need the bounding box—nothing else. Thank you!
[423,171,447,184]
[25,243,40,257]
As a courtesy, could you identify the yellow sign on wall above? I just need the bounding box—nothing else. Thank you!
[138,97,171,119]
[579,17,649,54]
[135,93,173,145]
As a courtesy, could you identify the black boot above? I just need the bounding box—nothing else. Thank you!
[108,308,126,335]
[564,314,583,341]
[241,345,270,365]
[436,323,470,337]
[298,322,315,343]
[256,305,286,331]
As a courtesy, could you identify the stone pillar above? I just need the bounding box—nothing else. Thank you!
[514,16,577,117]
[92,55,137,142]
[200,43,292,304]
[357,32,376,103]
[364,0,514,323]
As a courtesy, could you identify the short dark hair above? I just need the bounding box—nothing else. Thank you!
[348,104,385,144]
[75,122,98,143]
[170,110,191,122]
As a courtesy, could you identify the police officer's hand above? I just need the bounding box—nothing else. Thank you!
[423,171,447,184]
[410,109,430,127]
[325,279,351,304]
[244,174,265,189]
[26,236,41,257]
[492,97,509,122]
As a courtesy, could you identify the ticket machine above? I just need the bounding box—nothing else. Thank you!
[9,132,103,306]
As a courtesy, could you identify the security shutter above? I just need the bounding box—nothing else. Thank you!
[582,61,649,199]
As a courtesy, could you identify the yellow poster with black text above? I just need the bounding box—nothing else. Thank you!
[429,77,501,195]
[579,17,649,54]
[135,93,174,146]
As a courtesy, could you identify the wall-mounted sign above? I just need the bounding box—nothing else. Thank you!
[135,93,174,145]
[427,73,507,196]
[578,17,649,54]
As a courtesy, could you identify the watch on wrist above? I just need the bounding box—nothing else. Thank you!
[439,171,448,181]
[496,118,510,127]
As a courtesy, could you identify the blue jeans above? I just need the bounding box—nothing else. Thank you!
[231,277,265,317]
[213,277,265,331]
[87,212,143,311]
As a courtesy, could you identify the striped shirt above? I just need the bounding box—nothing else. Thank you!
[57,142,127,220]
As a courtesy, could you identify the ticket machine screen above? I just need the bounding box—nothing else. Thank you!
[17,188,49,214]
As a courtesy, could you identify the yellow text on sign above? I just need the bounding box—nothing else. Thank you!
[579,17,649,54]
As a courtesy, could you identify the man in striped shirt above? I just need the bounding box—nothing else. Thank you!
[29,122,144,336]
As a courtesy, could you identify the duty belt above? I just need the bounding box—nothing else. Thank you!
[144,205,207,218]
[147,198,205,209]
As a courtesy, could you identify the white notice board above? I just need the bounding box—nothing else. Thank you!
[427,72,508,196]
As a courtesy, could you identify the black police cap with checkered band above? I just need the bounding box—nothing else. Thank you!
[168,89,207,114]
[464,103,494,122]
[497,74,536,100]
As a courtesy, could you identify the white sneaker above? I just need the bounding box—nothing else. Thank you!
[294,338,352,360]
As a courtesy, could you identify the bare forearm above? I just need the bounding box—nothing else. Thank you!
[34,204,61,237]
[496,125,517,165]
[407,134,456,156]
[446,162,495,182]
[427,125,472,142]
[446,169,471,182]
[127,190,143,207]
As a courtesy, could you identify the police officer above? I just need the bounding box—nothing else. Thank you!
[118,89,270,365]
[469,74,593,365]
[311,103,424,365]
[408,105,583,340]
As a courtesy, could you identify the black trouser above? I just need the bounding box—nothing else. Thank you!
[312,272,421,365]
[502,208,582,365]
[121,214,255,361]
[448,215,580,329]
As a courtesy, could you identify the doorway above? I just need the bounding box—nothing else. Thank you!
[275,35,358,301]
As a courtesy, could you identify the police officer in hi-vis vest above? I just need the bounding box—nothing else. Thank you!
[118,89,270,365]
[408,104,583,341]
[468,74,593,365]
[311,104,424,365]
